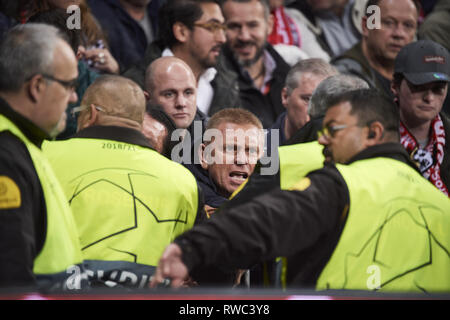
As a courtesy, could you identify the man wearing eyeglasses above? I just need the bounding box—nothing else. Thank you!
[123,0,241,119]
[151,89,450,292]
[0,24,87,291]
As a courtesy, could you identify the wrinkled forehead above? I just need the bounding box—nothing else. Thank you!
[210,122,263,146]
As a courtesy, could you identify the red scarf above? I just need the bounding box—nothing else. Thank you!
[268,7,301,47]
[400,115,448,196]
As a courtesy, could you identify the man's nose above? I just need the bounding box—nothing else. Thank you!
[238,25,251,41]
[318,133,329,146]
[175,94,187,108]
[216,30,226,44]
[235,149,249,165]
[69,90,78,104]
[422,89,435,103]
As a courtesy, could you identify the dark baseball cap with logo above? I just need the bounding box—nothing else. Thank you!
[394,40,450,85]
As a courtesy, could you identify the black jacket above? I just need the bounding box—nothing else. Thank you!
[222,44,290,129]
[440,113,450,192]
[0,97,48,289]
[174,143,420,288]
[331,42,394,101]
[122,41,242,116]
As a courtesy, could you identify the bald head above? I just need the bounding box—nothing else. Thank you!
[144,57,197,129]
[78,75,146,130]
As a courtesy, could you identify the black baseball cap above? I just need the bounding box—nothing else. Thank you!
[394,40,450,85]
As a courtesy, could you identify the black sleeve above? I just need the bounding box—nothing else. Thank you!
[219,163,280,210]
[0,132,45,289]
[175,165,350,273]
[193,181,207,225]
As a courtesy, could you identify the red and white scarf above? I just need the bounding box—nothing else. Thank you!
[268,7,301,47]
[400,115,448,196]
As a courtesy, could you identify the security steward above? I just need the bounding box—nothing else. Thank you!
[43,75,205,288]
[0,24,86,291]
[151,89,450,292]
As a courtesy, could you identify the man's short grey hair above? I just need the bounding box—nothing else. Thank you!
[285,58,338,95]
[0,23,67,93]
[308,74,369,118]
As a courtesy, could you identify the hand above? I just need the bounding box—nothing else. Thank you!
[204,204,217,218]
[82,48,119,74]
[150,244,189,288]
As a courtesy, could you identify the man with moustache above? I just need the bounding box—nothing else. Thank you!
[332,0,420,100]
[124,0,241,118]
[221,0,290,128]
[152,89,450,292]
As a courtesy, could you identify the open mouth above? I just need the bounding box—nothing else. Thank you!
[229,171,249,184]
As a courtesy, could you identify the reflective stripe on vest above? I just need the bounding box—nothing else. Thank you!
[0,115,85,291]
[43,138,199,286]
[279,141,324,190]
[316,157,450,292]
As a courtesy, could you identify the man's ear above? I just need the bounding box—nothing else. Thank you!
[199,143,210,170]
[361,16,369,37]
[366,121,384,145]
[173,21,190,43]
[281,87,288,109]
[77,104,98,131]
[143,91,150,101]
[390,81,399,97]
[267,12,274,35]
[27,74,46,103]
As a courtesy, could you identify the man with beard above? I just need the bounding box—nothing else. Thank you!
[124,0,241,118]
[151,89,450,292]
[332,0,419,100]
[221,0,290,129]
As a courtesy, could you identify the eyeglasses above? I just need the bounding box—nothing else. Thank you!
[70,104,106,117]
[318,124,357,139]
[194,21,227,34]
[42,74,78,92]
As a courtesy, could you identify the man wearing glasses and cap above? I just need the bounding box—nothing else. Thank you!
[151,89,450,292]
[391,40,450,196]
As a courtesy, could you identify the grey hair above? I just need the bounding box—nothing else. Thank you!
[308,74,369,118]
[0,23,67,93]
[285,58,338,95]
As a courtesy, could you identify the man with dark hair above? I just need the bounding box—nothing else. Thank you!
[142,103,177,158]
[152,89,450,292]
[332,0,419,100]
[124,0,240,118]
[221,0,290,128]
[391,40,450,196]
[0,24,86,291]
